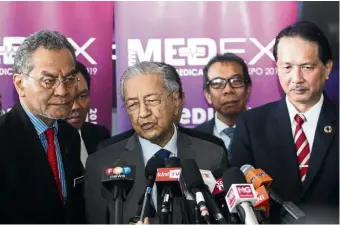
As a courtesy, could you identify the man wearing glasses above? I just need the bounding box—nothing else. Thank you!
[0,30,84,223]
[195,53,252,162]
[84,61,228,224]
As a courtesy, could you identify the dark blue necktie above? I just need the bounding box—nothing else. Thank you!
[223,127,235,161]
[154,148,171,161]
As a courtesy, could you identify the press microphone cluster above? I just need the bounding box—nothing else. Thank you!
[241,164,306,224]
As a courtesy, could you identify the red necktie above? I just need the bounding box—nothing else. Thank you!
[294,114,310,182]
[45,128,63,202]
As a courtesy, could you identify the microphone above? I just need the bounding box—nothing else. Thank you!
[223,167,259,224]
[254,185,270,217]
[180,159,211,224]
[240,165,306,223]
[155,157,181,224]
[139,157,165,223]
[200,170,227,224]
[102,160,136,224]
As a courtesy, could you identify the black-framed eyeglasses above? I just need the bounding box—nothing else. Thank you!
[206,76,247,89]
[26,75,80,89]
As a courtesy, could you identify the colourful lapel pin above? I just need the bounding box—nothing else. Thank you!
[324,125,332,133]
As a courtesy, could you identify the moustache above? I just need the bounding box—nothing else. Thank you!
[290,84,308,91]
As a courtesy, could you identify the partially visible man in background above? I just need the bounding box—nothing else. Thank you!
[195,53,252,161]
[0,30,84,223]
[67,61,110,167]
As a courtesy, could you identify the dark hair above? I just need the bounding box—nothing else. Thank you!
[76,61,91,90]
[203,53,251,91]
[273,21,333,65]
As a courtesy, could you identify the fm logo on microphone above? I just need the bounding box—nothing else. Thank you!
[236,185,255,198]
[106,166,131,176]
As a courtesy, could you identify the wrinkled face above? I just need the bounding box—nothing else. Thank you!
[123,74,180,143]
[14,48,78,123]
[277,37,332,107]
[204,62,251,117]
[67,73,90,129]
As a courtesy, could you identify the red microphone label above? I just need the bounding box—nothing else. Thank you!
[226,188,236,208]
[212,178,224,195]
[236,184,255,198]
[156,167,181,181]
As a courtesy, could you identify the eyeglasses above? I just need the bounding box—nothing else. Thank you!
[124,92,173,113]
[26,75,80,89]
[206,76,247,89]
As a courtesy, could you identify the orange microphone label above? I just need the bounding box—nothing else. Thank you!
[246,169,273,189]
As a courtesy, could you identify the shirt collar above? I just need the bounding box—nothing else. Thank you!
[138,123,178,164]
[214,112,236,135]
[286,94,324,124]
[22,104,58,136]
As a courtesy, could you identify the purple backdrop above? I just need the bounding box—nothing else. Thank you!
[0,2,113,131]
[115,2,299,131]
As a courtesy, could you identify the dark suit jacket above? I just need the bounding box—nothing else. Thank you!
[85,130,228,223]
[81,122,111,154]
[231,96,339,223]
[98,126,228,163]
[0,103,85,223]
[195,118,215,135]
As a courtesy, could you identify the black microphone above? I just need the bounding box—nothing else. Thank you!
[102,159,136,224]
[138,156,165,223]
[156,157,181,224]
[181,159,211,224]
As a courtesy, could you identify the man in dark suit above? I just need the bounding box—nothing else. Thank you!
[195,53,252,162]
[85,62,228,224]
[98,63,228,156]
[0,91,2,116]
[231,21,339,223]
[0,30,84,223]
[66,61,111,167]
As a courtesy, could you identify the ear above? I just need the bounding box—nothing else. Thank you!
[172,92,181,117]
[13,74,26,97]
[246,84,252,98]
[204,89,212,105]
[324,60,333,80]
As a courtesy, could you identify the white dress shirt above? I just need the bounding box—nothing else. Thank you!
[286,94,324,153]
[79,130,88,167]
[138,124,178,211]
[213,112,236,149]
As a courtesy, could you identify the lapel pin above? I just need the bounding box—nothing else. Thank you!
[324,125,332,133]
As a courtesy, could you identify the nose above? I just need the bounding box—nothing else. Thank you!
[71,98,81,111]
[291,66,304,84]
[222,82,235,95]
[138,102,151,119]
[54,81,69,97]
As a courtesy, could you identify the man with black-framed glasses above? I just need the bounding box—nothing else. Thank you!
[0,30,85,223]
[195,53,252,161]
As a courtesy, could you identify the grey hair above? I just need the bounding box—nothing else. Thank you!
[13,30,76,75]
[120,61,180,101]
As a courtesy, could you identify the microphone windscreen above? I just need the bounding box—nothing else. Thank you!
[222,167,247,191]
[181,159,205,190]
[145,156,165,179]
[240,164,255,175]
[165,157,181,167]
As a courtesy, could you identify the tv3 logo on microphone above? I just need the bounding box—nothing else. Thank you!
[106,166,132,178]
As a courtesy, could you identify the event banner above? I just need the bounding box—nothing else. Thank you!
[0,2,113,131]
[115,1,299,131]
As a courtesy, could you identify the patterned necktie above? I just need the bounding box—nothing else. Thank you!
[45,128,63,202]
[223,127,235,153]
[294,114,310,182]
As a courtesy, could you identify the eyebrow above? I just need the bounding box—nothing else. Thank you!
[125,93,160,102]
[40,69,77,78]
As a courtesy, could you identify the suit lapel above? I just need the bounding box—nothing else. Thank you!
[177,131,195,160]
[207,118,215,134]
[81,123,95,154]
[271,99,301,182]
[302,97,337,194]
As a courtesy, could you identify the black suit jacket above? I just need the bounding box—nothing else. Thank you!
[81,122,111,154]
[0,103,85,223]
[231,96,339,223]
[195,118,215,135]
[85,130,228,223]
[98,126,228,163]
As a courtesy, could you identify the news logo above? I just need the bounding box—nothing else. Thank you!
[155,167,181,182]
[216,179,224,191]
[106,166,132,176]
[236,185,255,198]
[226,188,236,208]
